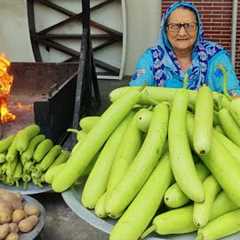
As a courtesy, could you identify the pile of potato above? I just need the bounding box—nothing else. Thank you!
[0,188,40,240]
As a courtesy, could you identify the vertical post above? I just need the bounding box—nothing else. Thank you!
[69,0,101,146]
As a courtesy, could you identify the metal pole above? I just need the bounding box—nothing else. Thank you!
[72,0,100,130]
[71,0,90,132]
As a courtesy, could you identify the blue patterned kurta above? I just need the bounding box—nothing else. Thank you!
[129,1,240,95]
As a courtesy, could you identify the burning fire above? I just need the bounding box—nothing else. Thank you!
[0,54,16,124]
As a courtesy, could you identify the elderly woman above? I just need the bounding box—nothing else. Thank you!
[129,1,240,96]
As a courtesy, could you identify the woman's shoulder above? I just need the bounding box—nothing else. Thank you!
[136,45,166,64]
[202,40,231,66]
[201,40,229,57]
[141,45,165,56]
[202,40,224,48]
[149,44,165,53]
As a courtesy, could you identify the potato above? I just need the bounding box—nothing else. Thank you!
[24,203,40,216]
[12,209,25,223]
[0,199,13,224]
[0,199,13,212]
[0,189,22,201]
[0,223,10,240]
[0,189,23,210]
[8,223,18,233]
[0,201,12,223]
[0,210,11,224]
[18,215,38,233]
[5,232,19,240]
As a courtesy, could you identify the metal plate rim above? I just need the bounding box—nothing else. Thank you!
[20,195,46,240]
[0,182,52,195]
[62,186,240,240]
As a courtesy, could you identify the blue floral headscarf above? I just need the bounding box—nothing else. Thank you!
[152,1,223,89]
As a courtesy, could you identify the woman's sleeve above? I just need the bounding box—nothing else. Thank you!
[129,49,155,86]
[207,50,240,96]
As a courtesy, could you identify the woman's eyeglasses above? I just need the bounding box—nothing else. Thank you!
[167,22,197,34]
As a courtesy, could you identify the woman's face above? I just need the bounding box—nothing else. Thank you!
[167,8,197,52]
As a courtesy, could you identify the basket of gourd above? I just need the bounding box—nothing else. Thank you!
[57,86,240,240]
[0,123,70,194]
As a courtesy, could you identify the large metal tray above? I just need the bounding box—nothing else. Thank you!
[0,182,51,195]
[62,185,239,240]
[20,195,46,240]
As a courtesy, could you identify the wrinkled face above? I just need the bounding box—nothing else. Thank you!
[167,8,198,52]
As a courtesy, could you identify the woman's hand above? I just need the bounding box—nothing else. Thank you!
[231,95,240,99]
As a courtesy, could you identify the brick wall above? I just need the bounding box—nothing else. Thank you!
[162,0,240,79]
[236,0,240,76]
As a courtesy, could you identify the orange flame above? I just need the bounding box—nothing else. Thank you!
[0,54,16,124]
